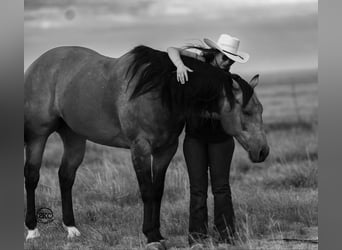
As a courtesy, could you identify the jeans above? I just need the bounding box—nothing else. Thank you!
[183,135,236,244]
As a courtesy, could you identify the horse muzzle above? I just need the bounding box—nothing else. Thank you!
[249,145,270,163]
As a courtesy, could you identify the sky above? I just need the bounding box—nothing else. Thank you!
[24,0,318,74]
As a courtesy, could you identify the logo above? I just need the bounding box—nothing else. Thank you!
[37,207,54,224]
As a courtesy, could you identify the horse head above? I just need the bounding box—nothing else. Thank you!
[219,74,269,163]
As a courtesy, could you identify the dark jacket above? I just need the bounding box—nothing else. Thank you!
[185,115,230,143]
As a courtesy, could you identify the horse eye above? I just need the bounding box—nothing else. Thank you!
[243,110,253,116]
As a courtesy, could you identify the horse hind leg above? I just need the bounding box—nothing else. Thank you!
[24,134,49,240]
[57,124,86,239]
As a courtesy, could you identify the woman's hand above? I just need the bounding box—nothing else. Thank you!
[176,64,193,84]
[167,47,194,84]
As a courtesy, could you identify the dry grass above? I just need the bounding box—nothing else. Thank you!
[24,80,318,249]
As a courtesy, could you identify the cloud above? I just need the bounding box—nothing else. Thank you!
[24,0,317,73]
[24,0,317,29]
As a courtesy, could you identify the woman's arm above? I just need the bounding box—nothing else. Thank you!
[167,47,203,84]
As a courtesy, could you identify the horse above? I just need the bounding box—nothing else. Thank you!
[24,45,269,248]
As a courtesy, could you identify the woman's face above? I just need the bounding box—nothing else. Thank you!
[213,53,235,71]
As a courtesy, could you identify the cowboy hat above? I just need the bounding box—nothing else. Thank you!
[203,34,249,63]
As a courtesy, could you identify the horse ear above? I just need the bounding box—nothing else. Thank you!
[249,74,259,88]
[232,78,239,90]
[232,80,243,104]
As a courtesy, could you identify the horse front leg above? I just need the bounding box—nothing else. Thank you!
[149,142,179,245]
[131,138,178,247]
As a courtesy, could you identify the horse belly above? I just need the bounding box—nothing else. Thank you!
[58,68,130,148]
[62,104,130,147]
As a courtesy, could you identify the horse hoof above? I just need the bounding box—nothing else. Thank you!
[26,228,40,240]
[145,242,166,250]
[190,243,205,250]
[160,239,167,248]
[63,224,81,239]
[217,243,233,250]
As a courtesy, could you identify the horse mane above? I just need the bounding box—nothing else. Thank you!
[126,45,245,117]
[231,74,254,107]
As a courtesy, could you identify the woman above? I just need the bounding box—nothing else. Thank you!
[167,34,249,249]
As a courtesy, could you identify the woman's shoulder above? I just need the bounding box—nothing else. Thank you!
[180,48,205,62]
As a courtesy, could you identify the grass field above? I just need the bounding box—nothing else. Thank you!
[24,73,318,250]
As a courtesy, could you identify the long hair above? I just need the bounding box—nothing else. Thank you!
[183,44,255,107]
[125,45,237,118]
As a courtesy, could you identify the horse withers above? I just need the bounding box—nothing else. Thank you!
[24,45,269,247]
